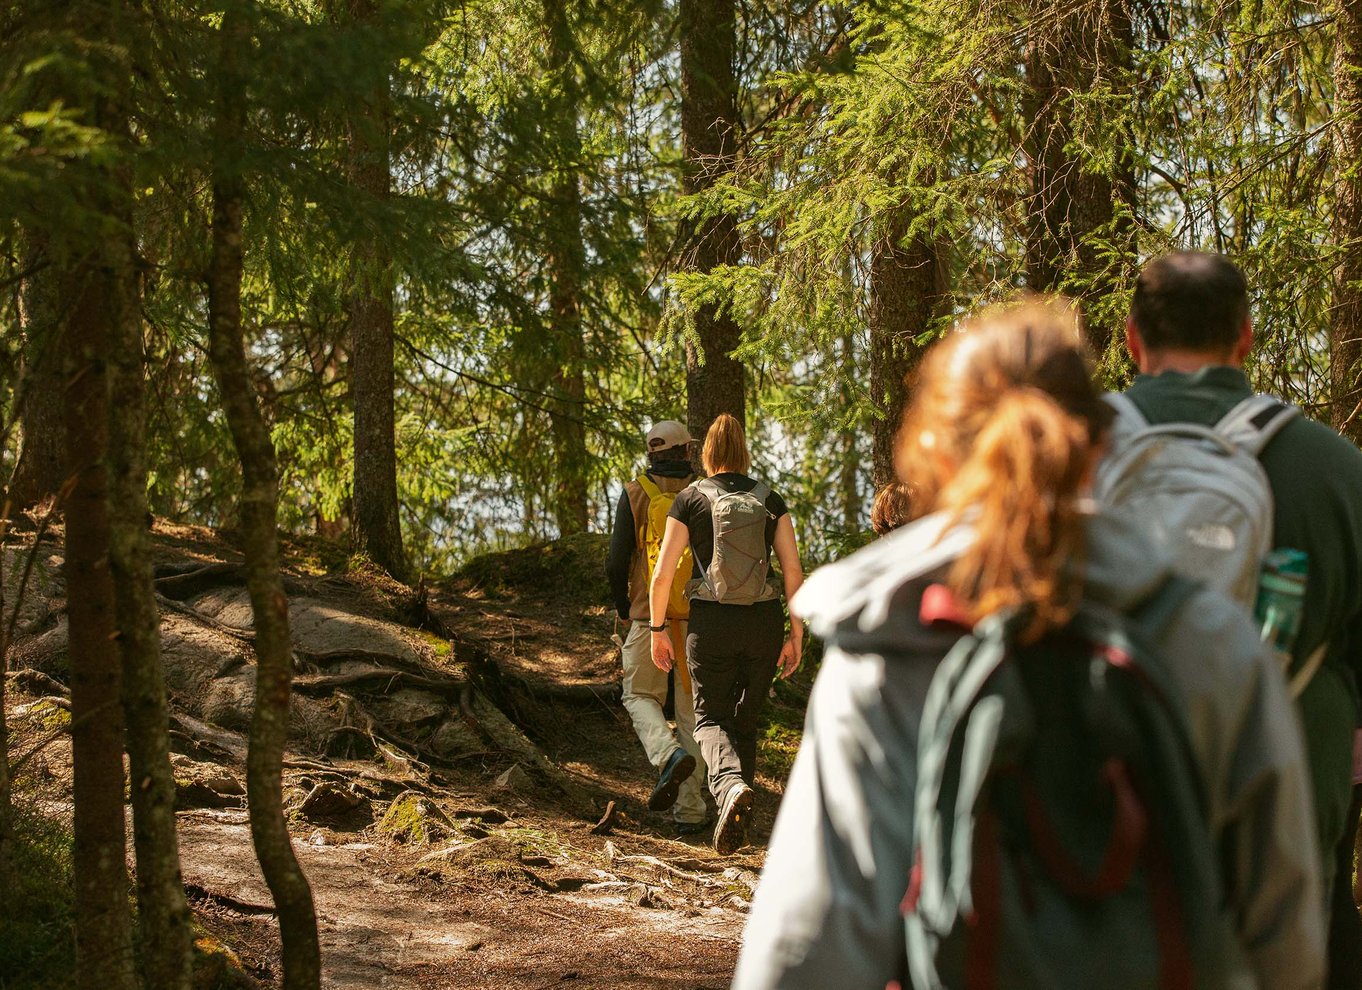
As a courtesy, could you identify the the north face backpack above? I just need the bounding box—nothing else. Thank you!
[688,478,779,605]
[1094,392,1298,607]
[636,474,692,617]
[904,579,1241,990]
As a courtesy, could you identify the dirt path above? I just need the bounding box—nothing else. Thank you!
[6,526,810,989]
[179,807,743,989]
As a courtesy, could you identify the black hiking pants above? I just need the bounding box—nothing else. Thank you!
[686,598,783,805]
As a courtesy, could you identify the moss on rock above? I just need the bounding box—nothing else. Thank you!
[377,790,455,844]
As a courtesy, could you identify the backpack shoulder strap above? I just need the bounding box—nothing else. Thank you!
[1130,574,1198,640]
[1104,391,1149,436]
[694,477,721,502]
[1213,394,1299,457]
[636,474,661,500]
[747,480,774,515]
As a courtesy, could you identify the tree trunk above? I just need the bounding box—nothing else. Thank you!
[681,0,745,439]
[838,330,860,531]
[0,535,11,888]
[64,259,139,990]
[102,112,194,990]
[542,2,590,535]
[346,0,407,580]
[1022,0,1135,360]
[59,2,139,984]
[208,8,322,988]
[1334,0,1362,445]
[869,212,940,490]
[8,231,67,513]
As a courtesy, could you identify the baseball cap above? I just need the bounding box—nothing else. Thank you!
[646,420,691,452]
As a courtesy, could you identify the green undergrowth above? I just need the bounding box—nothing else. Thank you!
[0,805,76,989]
[447,532,610,606]
[757,643,820,786]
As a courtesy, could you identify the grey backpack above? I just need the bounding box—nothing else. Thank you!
[1094,393,1298,607]
[904,580,1241,990]
[688,478,779,605]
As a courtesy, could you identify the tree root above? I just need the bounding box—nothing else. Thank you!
[6,668,70,697]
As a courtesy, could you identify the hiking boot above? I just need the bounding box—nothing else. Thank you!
[713,783,753,856]
[648,748,696,812]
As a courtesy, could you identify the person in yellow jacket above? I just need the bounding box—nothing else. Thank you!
[605,420,708,834]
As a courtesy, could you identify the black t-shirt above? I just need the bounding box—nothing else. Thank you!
[668,473,789,574]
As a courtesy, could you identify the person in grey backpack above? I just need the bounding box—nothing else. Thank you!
[648,413,805,856]
[734,301,1323,990]
[604,419,708,836]
[1113,253,1362,985]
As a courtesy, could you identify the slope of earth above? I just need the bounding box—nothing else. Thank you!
[3,522,815,990]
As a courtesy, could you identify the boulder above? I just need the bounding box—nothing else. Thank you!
[377,790,456,844]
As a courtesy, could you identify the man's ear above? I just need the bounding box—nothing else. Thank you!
[1231,318,1254,365]
[1125,316,1145,370]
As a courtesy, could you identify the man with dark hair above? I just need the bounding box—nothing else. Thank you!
[605,421,708,836]
[1129,251,1251,354]
[1121,251,1362,983]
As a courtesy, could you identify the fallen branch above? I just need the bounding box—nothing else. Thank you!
[154,562,244,600]
[155,593,255,641]
[292,666,464,696]
[508,677,621,705]
[5,668,70,697]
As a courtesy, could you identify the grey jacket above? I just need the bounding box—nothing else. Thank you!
[733,510,1324,990]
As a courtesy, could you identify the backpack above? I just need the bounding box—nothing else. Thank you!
[636,474,692,618]
[1094,393,1298,607]
[904,578,1241,990]
[688,477,779,605]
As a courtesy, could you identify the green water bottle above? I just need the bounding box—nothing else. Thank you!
[1255,548,1308,669]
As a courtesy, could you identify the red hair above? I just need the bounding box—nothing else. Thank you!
[897,299,1111,636]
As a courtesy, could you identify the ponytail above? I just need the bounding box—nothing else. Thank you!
[941,388,1092,635]
[897,300,1110,638]
[702,413,751,476]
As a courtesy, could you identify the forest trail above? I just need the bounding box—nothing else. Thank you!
[5,523,810,989]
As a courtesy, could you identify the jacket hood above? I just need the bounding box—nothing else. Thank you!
[794,507,1176,640]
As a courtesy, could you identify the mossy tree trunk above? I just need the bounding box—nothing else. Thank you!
[8,230,67,513]
[0,545,11,888]
[838,330,860,531]
[681,0,746,439]
[1022,0,1135,359]
[61,3,139,986]
[868,210,940,489]
[104,83,194,990]
[542,1,590,535]
[345,0,407,581]
[207,7,322,988]
[1334,0,1362,446]
[64,252,139,990]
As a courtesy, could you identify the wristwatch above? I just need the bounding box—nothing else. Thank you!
[649,622,668,632]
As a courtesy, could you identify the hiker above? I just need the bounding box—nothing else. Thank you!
[1110,253,1362,985]
[870,481,912,536]
[648,413,804,856]
[733,300,1323,990]
[604,420,708,836]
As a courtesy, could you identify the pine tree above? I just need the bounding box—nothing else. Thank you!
[1334,0,1362,445]
[207,5,322,987]
[344,0,409,581]
[680,0,745,437]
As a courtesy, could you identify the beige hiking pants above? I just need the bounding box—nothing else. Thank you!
[621,619,707,824]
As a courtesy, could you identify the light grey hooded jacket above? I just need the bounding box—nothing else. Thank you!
[733,510,1324,990]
